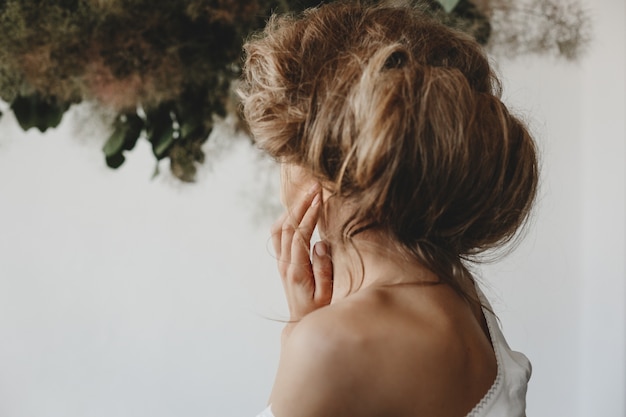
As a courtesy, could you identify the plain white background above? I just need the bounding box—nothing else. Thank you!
[0,0,624,416]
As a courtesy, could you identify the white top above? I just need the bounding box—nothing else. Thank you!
[256,288,531,417]
[465,288,531,417]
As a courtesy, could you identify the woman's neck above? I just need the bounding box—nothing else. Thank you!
[324,230,440,303]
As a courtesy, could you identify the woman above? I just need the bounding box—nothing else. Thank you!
[239,2,537,416]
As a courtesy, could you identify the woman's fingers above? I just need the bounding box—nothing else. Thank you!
[271,212,287,259]
[272,182,332,321]
[312,241,333,305]
[288,183,321,228]
[290,192,320,266]
[280,183,320,268]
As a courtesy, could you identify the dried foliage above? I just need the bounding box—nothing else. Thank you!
[0,0,591,181]
[410,0,591,60]
[0,0,292,181]
[0,0,280,105]
[486,0,592,60]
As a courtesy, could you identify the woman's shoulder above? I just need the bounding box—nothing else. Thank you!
[291,285,471,356]
[269,295,398,417]
[268,303,380,417]
[284,290,408,367]
[270,287,490,417]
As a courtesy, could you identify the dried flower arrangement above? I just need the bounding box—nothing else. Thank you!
[0,0,590,182]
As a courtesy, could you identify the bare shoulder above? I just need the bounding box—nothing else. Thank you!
[268,302,382,417]
[269,286,496,417]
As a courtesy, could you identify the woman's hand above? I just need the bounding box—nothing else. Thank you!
[271,183,333,324]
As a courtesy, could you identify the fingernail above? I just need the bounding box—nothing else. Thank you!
[311,194,321,207]
[314,241,327,256]
[308,183,321,195]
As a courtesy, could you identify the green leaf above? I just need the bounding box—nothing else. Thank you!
[175,100,204,139]
[11,94,69,132]
[122,113,145,151]
[151,125,175,158]
[105,153,125,169]
[436,0,461,13]
[146,103,176,159]
[11,96,38,131]
[180,116,202,139]
[39,105,65,130]
[102,124,126,157]
[103,112,145,157]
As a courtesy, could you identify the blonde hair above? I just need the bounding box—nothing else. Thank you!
[239,2,538,300]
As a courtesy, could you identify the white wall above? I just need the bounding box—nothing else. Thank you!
[481,0,626,415]
[482,56,585,416]
[579,0,626,414]
[0,110,288,417]
[481,1,626,415]
[0,1,624,416]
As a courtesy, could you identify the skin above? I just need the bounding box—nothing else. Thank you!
[268,164,498,417]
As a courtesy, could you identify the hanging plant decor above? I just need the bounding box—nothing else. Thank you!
[0,0,591,182]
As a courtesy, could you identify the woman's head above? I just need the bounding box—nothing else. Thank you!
[239,3,538,293]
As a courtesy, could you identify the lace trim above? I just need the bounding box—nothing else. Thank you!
[464,304,503,417]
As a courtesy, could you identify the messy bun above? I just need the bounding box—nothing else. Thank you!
[239,3,538,298]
